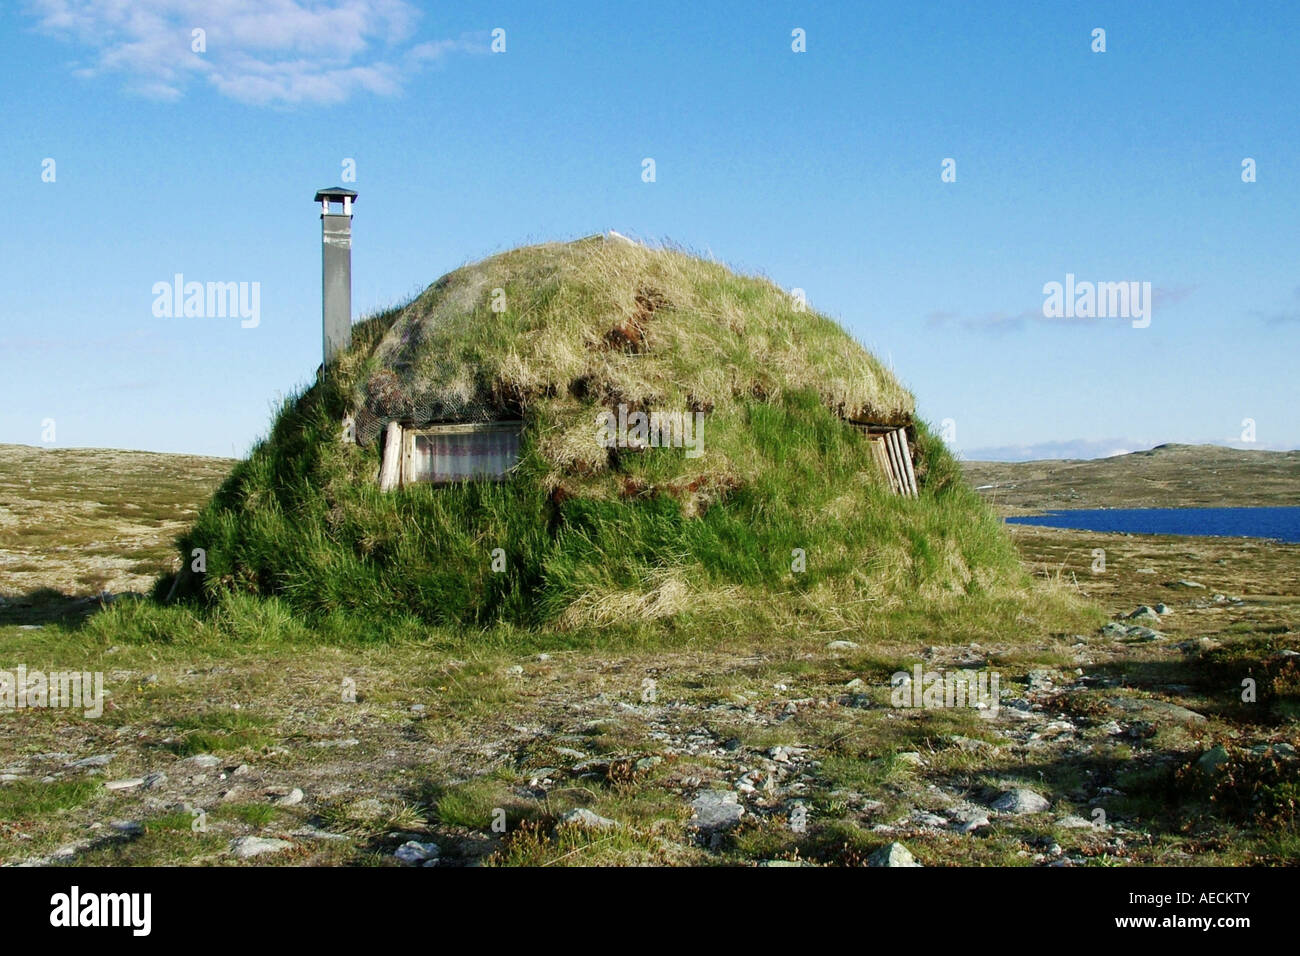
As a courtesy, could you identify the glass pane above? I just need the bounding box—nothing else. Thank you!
[410,427,521,483]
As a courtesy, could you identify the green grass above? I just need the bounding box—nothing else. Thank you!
[427,777,524,830]
[216,803,280,827]
[0,780,99,821]
[166,711,275,755]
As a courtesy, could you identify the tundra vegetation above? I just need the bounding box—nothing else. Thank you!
[0,244,1295,867]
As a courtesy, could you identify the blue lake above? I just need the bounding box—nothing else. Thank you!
[1005,507,1300,543]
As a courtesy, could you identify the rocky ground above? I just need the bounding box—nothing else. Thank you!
[0,444,1296,866]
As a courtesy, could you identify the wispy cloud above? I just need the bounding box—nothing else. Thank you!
[25,0,485,106]
[925,284,1196,335]
[1250,286,1300,325]
[924,306,1044,336]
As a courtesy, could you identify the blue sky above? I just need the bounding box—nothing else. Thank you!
[3,0,1297,460]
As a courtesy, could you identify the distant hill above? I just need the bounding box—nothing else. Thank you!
[962,443,1300,513]
[0,444,233,599]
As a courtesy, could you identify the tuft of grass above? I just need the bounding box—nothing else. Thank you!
[315,797,426,836]
[488,818,686,866]
[428,778,522,830]
[166,710,274,756]
[217,803,280,828]
[0,779,99,820]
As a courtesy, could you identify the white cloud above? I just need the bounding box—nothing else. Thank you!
[25,0,483,106]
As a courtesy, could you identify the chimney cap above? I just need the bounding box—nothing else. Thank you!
[314,187,358,203]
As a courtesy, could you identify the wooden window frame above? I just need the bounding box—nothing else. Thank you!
[397,420,524,487]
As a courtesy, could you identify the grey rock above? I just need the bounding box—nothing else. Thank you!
[689,790,744,832]
[991,788,1051,814]
[868,842,921,867]
[1001,699,1036,720]
[1126,606,1162,623]
[276,788,305,807]
[182,754,222,769]
[1026,669,1055,692]
[289,827,350,842]
[559,807,618,830]
[909,810,947,828]
[635,756,663,772]
[67,754,114,769]
[142,771,168,789]
[229,836,293,859]
[949,809,991,834]
[1057,814,1099,830]
[1107,697,1206,723]
[1195,745,1231,777]
[394,840,440,864]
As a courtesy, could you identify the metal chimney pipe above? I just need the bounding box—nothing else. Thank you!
[314,187,357,367]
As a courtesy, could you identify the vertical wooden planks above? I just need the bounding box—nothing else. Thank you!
[378,420,403,491]
[890,427,918,497]
[852,421,921,497]
[870,436,896,493]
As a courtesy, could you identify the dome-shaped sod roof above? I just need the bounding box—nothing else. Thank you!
[177,236,1025,631]
[342,236,914,485]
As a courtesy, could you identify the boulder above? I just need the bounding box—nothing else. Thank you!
[868,842,921,867]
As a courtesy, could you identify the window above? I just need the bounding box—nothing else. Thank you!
[401,421,523,485]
